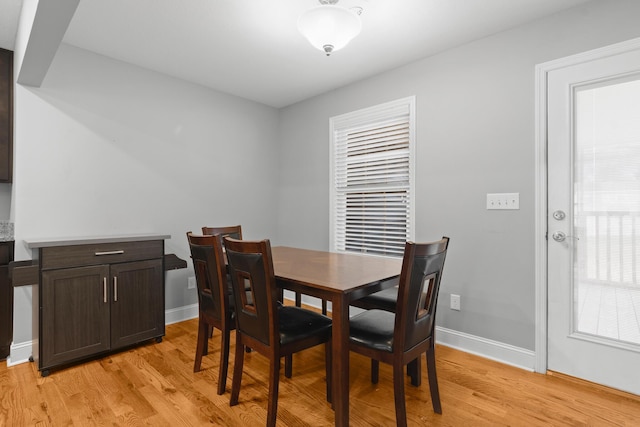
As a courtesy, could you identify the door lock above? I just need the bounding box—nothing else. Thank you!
[553,210,566,220]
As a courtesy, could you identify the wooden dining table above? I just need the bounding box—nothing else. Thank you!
[271,246,402,427]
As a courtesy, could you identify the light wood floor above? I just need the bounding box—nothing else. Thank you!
[2,318,640,426]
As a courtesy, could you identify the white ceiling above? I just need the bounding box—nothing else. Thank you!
[3,0,592,108]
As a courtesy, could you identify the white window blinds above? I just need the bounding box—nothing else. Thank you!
[330,97,415,257]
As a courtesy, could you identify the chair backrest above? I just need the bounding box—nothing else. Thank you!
[202,225,242,249]
[223,237,278,348]
[394,237,450,353]
[186,232,230,322]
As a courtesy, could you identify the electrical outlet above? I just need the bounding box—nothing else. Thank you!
[450,294,461,311]
[187,276,196,289]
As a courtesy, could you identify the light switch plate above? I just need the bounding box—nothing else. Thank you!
[486,193,519,210]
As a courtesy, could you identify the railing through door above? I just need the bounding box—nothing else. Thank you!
[579,211,640,288]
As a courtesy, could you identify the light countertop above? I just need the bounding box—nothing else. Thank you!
[25,233,171,249]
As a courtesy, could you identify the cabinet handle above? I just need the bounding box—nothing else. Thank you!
[114,277,118,302]
[103,277,107,303]
[95,250,125,256]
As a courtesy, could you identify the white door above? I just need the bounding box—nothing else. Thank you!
[547,45,640,395]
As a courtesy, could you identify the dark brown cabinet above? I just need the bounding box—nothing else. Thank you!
[110,259,164,348]
[0,48,13,183]
[0,240,14,359]
[31,237,166,375]
[41,265,111,367]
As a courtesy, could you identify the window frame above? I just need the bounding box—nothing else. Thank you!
[329,96,416,257]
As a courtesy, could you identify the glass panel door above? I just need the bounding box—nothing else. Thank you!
[574,77,640,347]
[546,43,640,395]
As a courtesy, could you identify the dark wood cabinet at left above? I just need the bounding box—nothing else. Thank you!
[0,240,14,359]
[0,48,13,183]
[30,236,167,376]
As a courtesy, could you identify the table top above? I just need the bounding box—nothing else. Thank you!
[271,246,402,294]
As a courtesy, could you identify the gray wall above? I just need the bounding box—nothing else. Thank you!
[11,43,280,351]
[276,0,640,351]
[0,185,10,219]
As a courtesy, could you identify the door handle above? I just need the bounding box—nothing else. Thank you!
[103,277,107,303]
[95,250,124,256]
[552,231,579,242]
[113,277,118,302]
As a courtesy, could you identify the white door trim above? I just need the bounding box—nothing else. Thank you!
[534,36,640,374]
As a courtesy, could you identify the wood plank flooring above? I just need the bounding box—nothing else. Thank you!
[2,317,640,426]
[577,281,640,345]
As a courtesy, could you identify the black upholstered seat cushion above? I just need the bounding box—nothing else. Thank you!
[355,285,398,312]
[349,309,395,353]
[278,306,332,345]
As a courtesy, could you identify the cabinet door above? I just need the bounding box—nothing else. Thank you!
[0,49,12,183]
[41,265,110,369]
[0,241,13,359]
[110,259,164,349]
[0,265,11,359]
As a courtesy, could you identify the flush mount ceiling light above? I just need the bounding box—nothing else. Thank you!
[297,0,362,56]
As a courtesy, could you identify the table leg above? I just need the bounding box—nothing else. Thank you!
[332,295,349,426]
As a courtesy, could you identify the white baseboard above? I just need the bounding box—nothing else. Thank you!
[168,298,537,371]
[164,303,199,325]
[6,304,535,372]
[435,326,535,371]
[7,340,33,367]
[6,304,200,367]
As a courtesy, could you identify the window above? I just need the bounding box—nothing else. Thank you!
[330,96,415,257]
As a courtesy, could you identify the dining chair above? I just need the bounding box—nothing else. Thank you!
[348,237,450,427]
[201,225,243,326]
[352,277,439,388]
[202,225,242,245]
[350,276,425,384]
[204,226,317,317]
[201,225,303,372]
[186,232,235,395]
[223,236,333,427]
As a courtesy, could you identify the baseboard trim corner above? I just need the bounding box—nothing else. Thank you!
[7,340,33,367]
[164,303,199,325]
[436,326,535,372]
